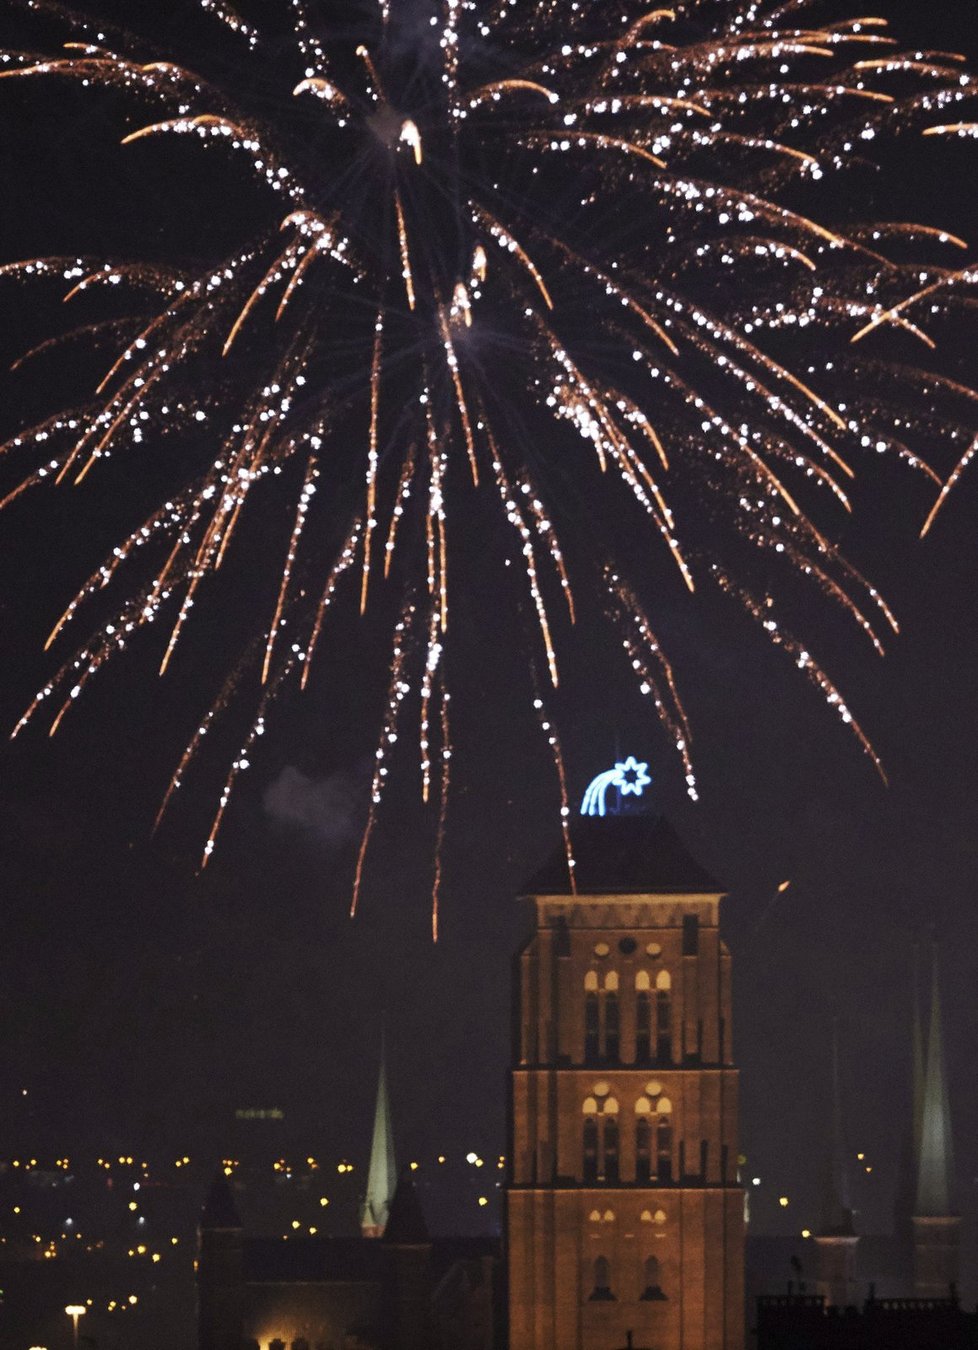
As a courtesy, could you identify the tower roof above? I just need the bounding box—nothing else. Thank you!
[200,1174,242,1230]
[523,813,722,896]
[361,1027,397,1236]
[382,1167,430,1245]
[915,942,955,1217]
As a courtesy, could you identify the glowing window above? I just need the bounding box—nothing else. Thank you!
[646,943,662,958]
[593,942,610,958]
[603,1210,615,1223]
[635,1097,651,1115]
[635,970,651,991]
[593,1081,610,1098]
[654,1209,667,1225]
[584,971,599,992]
[603,1097,619,1115]
[645,1081,662,1097]
[605,971,619,992]
[640,1210,653,1223]
[656,1097,672,1115]
[583,1096,598,1115]
[655,970,671,991]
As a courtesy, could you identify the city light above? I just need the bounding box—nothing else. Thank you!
[65,1304,86,1350]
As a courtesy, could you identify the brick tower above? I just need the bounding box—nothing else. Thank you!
[507,806,744,1350]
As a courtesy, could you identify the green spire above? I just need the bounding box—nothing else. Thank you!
[361,1026,397,1237]
[818,1018,854,1237]
[915,942,955,1217]
[911,943,925,1165]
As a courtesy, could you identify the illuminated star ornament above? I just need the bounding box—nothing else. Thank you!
[0,0,975,934]
[581,757,653,818]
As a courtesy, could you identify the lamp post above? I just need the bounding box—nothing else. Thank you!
[64,1304,86,1350]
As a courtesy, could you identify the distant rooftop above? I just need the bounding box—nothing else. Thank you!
[523,813,722,896]
[201,1175,242,1230]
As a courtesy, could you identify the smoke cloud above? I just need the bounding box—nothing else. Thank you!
[262,765,363,850]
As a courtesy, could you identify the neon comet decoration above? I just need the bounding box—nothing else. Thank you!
[581,757,652,817]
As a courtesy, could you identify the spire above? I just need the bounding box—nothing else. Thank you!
[911,942,925,1166]
[915,942,955,1217]
[817,1019,854,1237]
[361,1024,397,1237]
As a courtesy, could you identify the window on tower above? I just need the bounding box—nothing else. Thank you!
[655,970,672,1063]
[635,971,652,1062]
[604,974,620,1063]
[656,1098,673,1183]
[582,1102,599,1183]
[584,973,599,1061]
[604,1113,620,1183]
[636,1112,652,1183]
[640,1254,667,1301]
[588,1256,615,1301]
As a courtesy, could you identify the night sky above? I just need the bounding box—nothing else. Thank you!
[0,0,976,1286]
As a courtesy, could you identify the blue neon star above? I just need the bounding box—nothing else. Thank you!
[613,756,651,796]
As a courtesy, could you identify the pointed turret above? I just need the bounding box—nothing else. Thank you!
[361,1026,397,1237]
[814,1021,858,1307]
[197,1173,243,1350]
[912,943,925,1167]
[912,941,960,1297]
[382,1169,433,1350]
[893,942,926,1282]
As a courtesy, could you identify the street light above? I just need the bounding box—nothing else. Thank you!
[64,1305,86,1350]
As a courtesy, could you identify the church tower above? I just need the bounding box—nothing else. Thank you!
[507,797,744,1350]
[912,942,960,1297]
[813,1021,858,1308]
[362,1028,398,1237]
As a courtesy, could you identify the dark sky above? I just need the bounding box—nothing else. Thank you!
[0,0,976,1276]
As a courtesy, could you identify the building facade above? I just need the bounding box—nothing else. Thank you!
[507,813,744,1350]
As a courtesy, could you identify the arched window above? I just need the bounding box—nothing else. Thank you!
[604,1113,619,1183]
[641,1255,667,1301]
[655,970,672,1062]
[588,1255,615,1301]
[656,1098,673,1182]
[583,1112,599,1183]
[585,973,599,1061]
[604,976,620,1063]
[635,971,652,1062]
[635,1096,651,1184]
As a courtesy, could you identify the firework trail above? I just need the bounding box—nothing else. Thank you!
[0,0,975,927]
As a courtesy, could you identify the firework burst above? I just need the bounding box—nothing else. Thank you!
[0,0,975,932]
